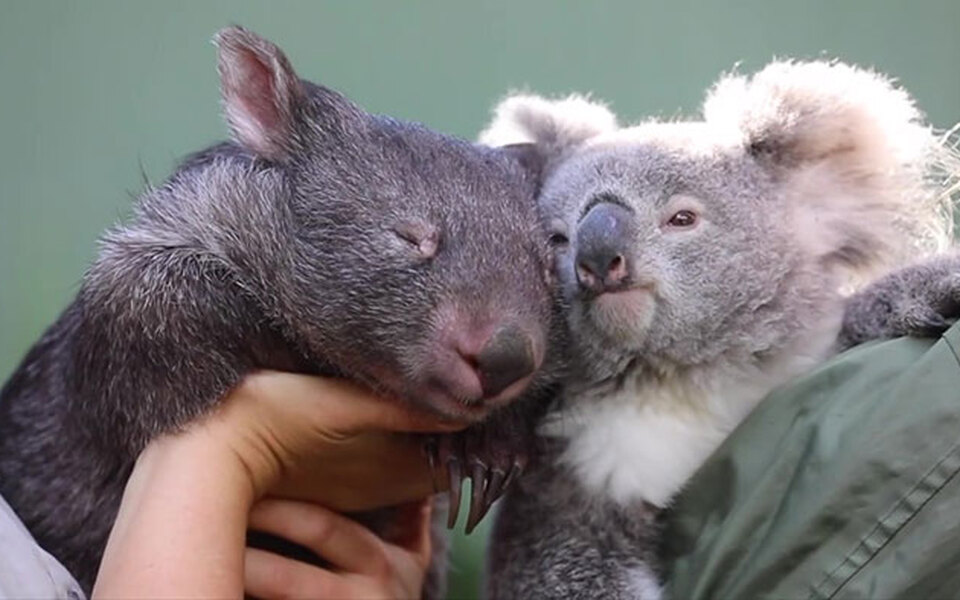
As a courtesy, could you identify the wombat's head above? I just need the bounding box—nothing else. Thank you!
[481,62,954,381]
[215,27,561,422]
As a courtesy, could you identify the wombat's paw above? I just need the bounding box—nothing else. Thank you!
[839,255,960,350]
[425,423,527,534]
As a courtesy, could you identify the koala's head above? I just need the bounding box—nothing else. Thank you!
[481,62,955,381]
[213,27,561,422]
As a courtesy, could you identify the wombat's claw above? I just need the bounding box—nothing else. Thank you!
[423,435,469,528]
[491,458,523,506]
[446,455,464,529]
[424,437,442,494]
[464,456,527,534]
[465,460,490,534]
[481,467,507,517]
[501,459,524,494]
[425,427,530,531]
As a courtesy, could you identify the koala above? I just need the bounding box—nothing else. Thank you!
[478,61,958,599]
[0,27,565,595]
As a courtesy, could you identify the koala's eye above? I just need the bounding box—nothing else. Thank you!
[548,232,570,248]
[547,218,570,249]
[393,222,439,259]
[665,210,698,229]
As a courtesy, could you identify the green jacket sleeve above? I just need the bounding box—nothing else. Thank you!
[661,322,960,600]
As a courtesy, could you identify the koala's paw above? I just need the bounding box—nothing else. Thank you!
[424,420,529,534]
[839,254,960,350]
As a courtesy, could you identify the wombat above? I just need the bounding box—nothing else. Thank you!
[0,27,563,595]
[478,60,957,598]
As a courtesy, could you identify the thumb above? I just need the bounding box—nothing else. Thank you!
[241,371,468,434]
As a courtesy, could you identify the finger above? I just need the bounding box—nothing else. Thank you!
[373,501,434,597]
[249,499,392,577]
[383,499,433,568]
[244,547,378,600]
[241,371,467,434]
[413,499,433,568]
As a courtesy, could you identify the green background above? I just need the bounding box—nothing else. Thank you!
[1,1,957,598]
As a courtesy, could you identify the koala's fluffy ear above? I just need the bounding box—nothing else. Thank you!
[704,60,931,172]
[705,60,954,276]
[215,26,308,161]
[478,94,617,164]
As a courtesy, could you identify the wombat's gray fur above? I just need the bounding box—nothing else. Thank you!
[479,60,957,599]
[0,27,564,594]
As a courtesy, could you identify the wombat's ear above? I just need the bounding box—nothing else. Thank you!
[705,60,953,277]
[479,94,616,165]
[500,142,547,189]
[214,26,307,160]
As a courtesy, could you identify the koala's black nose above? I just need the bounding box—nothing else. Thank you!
[576,201,633,294]
[472,326,538,398]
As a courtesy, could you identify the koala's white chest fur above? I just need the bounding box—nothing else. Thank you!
[545,316,842,508]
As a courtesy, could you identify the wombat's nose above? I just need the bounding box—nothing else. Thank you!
[461,326,538,398]
[576,201,633,294]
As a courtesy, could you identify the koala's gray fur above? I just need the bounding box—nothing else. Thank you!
[479,61,958,599]
[839,251,960,349]
[485,439,662,600]
[0,27,565,595]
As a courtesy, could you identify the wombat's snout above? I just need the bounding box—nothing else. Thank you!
[464,326,538,398]
[428,320,542,412]
[576,201,633,294]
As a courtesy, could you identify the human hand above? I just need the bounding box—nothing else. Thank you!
[94,371,462,598]
[245,498,432,600]
[200,371,466,510]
